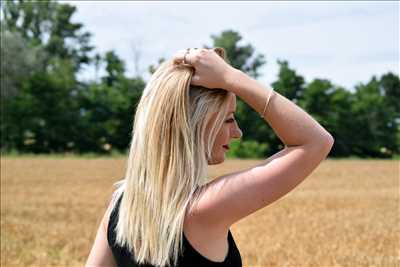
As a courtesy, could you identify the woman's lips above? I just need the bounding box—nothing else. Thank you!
[222,145,229,150]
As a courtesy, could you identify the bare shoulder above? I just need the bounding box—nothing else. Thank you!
[101,192,120,233]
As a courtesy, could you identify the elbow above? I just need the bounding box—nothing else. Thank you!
[309,132,334,156]
[320,133,334,156]
[322,132,334,146]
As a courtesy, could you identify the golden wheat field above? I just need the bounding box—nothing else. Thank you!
[1,156,399,267]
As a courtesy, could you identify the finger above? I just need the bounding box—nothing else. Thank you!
[173,49,193,65]
[173,50,186,64]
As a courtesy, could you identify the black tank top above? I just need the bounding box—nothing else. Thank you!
[107,194,242,267]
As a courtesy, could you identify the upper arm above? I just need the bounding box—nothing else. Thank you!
[189,138,334,230]
[85,197,117,267]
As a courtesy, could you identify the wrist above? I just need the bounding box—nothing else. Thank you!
[223,67,243,92]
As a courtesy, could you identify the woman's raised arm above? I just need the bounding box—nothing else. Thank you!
[185,54,334,231]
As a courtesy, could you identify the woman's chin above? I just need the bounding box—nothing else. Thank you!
[207,154,225,165]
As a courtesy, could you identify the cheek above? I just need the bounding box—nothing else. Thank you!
[223,127,231,139]
[216,127,230,144]
[215,132,230,156]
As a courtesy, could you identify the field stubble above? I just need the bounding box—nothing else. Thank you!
[1,157,399,267]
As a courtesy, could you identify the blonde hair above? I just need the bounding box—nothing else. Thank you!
[110,48,232,267]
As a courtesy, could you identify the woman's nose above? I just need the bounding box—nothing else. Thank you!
[232,126,242,139]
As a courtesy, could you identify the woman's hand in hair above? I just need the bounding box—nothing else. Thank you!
[173,48,238,90]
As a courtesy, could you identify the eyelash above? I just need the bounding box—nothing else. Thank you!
[226,118,235,123]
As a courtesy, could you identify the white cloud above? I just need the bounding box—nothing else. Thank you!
[66,1,399,91]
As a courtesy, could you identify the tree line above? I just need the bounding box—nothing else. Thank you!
[1,0,399,158]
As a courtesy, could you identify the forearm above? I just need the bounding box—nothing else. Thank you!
[225,68,333,147]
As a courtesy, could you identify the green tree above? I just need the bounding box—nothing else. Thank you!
[0,30,46,152]
[209,30,266,79]
[350,76,397,157]
[76,50,145,153]
[379,72,400,155]
[325,86,355,156]
[2,59,80,153]
[380,72,400,114]
[1,0,92,153]
[0,30,47,98]
[298,79,334,123]
[272,60,306,103]
[102,51,126,86]
[1,0,93,72]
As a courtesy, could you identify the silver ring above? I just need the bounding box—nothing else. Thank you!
[183,48,190,64]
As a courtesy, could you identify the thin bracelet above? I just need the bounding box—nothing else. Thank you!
[260,89,274,118]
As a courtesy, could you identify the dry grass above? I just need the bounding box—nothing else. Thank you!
[1,157,399,267]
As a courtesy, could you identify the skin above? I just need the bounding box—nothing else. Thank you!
[207,92,243,165]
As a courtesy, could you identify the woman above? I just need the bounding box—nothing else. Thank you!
[86,48,334,267]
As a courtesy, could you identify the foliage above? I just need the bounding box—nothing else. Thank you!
[1,0,93,71]
[1,1,399,158]
[226,139,269,159]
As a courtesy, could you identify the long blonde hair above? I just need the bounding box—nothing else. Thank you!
[110,48,231,267]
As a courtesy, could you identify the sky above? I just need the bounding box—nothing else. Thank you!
[65,1,399,92]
